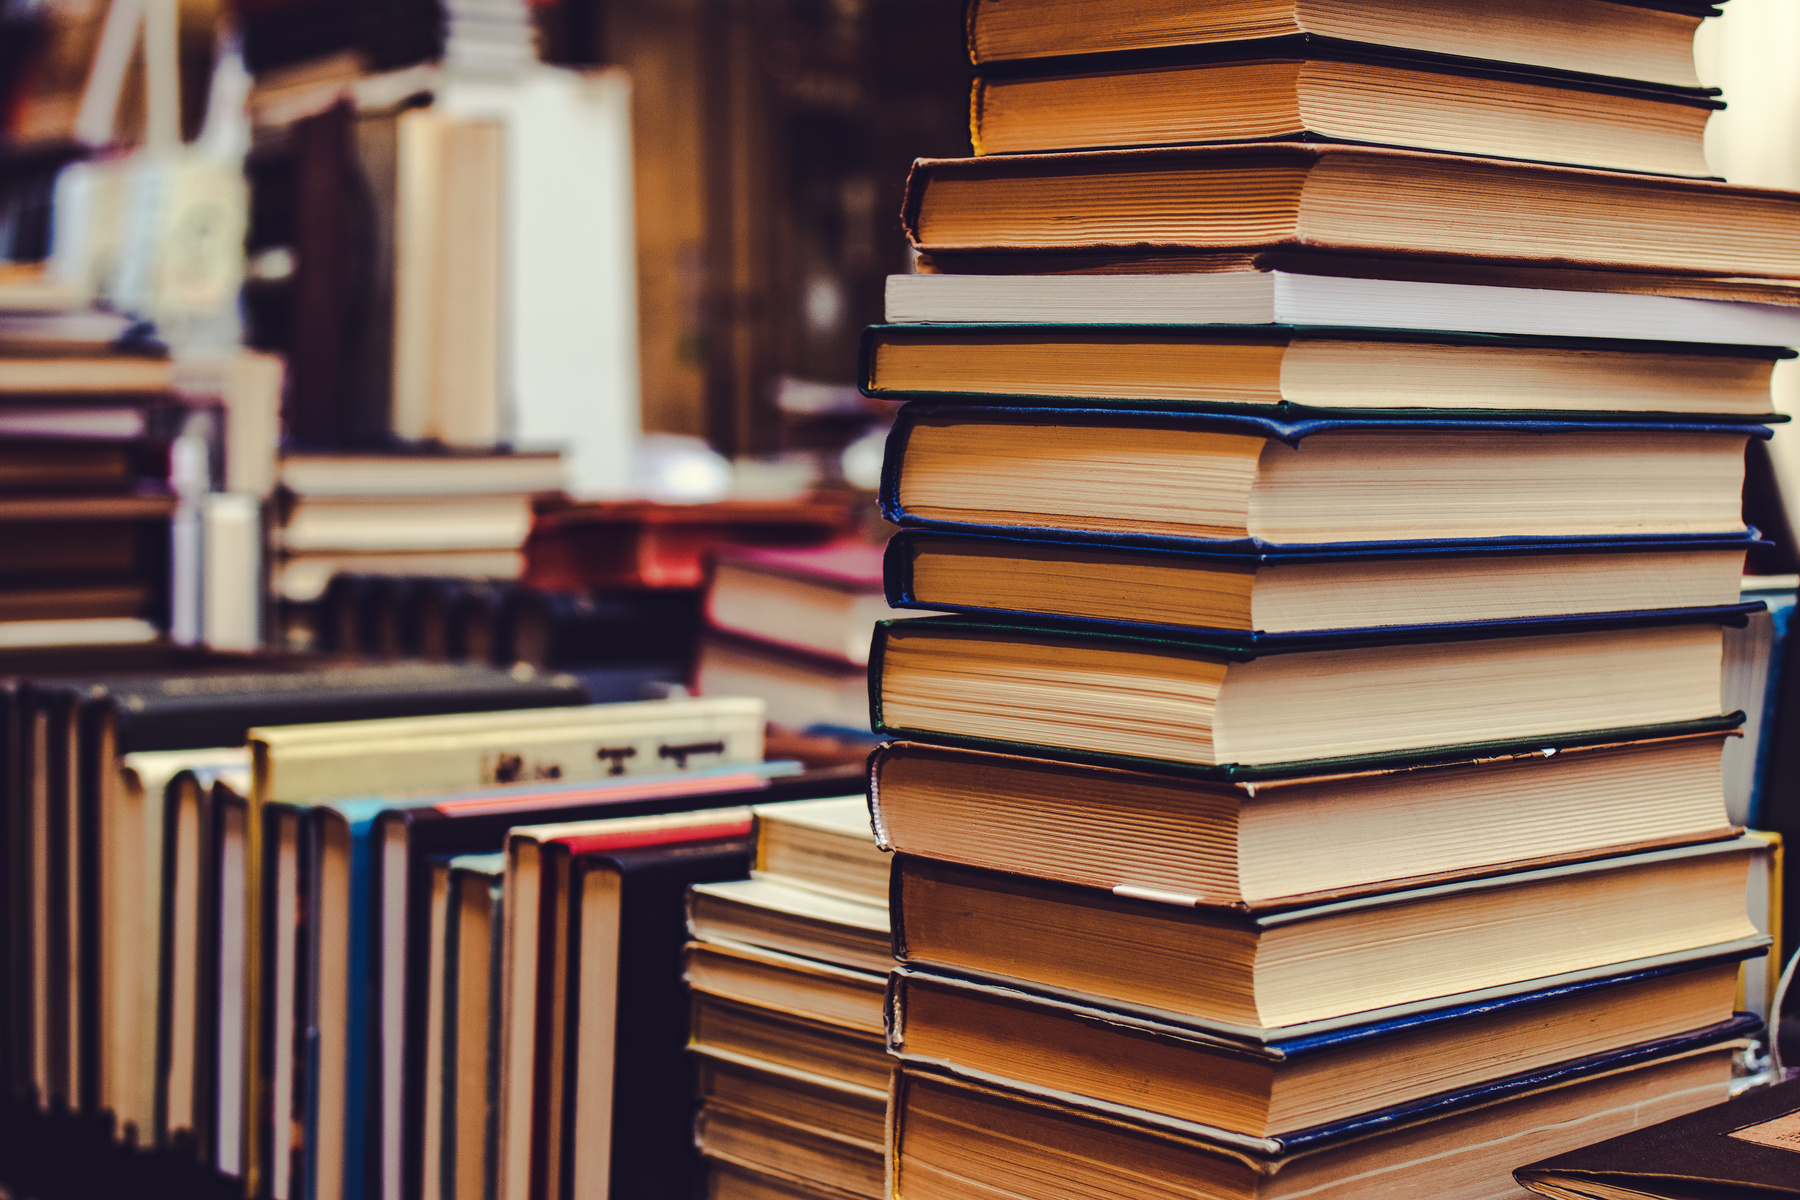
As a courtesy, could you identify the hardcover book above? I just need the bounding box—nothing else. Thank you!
[886,960,1758,1138]
[962,0,1722,89]
[889,841,1765,1033]
[859,324,1788,421]
[1515,1075,1800,1198]
[881,527,1760,639]
[500,813,757,1200]
[888,1035,1751,1200]
[867,735,1740,908]
[966,36,1721,175]
[878,404,1761,548]
[882,262,1800,337]
[869,613,1746,775]
[898,143,1800,278]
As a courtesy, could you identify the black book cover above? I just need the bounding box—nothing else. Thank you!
[564,840,754,1200]
[1516,1076,1800,1197]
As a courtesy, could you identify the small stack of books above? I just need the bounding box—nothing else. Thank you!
[274,448,566,619]
[685,797,892,1200]
[0,297,178,651]
[862,1,1799,1195]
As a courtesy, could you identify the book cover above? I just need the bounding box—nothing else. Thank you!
[1516,1075,1800,1197]
[857,323,1790,423]
[882,528,1768,642]
[878,403,1771,552]
[898,142,1800,280]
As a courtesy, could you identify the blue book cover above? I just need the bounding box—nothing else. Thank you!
[884,527,1768,645]
[877,402,1773,552]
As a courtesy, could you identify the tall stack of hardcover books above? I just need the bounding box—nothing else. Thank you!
[863,2,1800,1196]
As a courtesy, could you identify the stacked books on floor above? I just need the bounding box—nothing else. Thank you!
[274,448,566,633]
[0,297,180,652]
[862,1,1797,1195]
[684,797,892,1200]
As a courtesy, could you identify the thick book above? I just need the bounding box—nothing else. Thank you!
[963,0,1723,89]
[967,36,1720,176]
[878,404,1762,548]
[890,840,1766,1034]
[1515,1075,1800,1198]
[887,960,1758,1139]
[898,143,1800,279]
[882,528,1761,639]
[890,1035,1751,1200]
[870,613,1748,776]
[278,450,566,499]
[859,324,1789,421]
[867,734,1740,909]
[882,264,1800,343]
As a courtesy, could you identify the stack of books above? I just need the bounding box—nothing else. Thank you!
[685,797,892,1200]
[274,448,565,620]
[0,297,179,651]
[697,543,919,736]
[862,1,1799,1195]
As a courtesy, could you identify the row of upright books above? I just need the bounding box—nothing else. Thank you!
[0,648,884,1200]
[855,0,1798,1196]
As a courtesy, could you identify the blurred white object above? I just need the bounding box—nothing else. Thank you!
[437,68,641,494]
[840,426,888,491]
[729,456,818,501]
[629,434,731,503]
[202,493,263,651]
[169,433,210,645]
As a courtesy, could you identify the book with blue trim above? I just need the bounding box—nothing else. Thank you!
[888,1027,1755,1200]
[869,611,1751,778]
[879,404,1766,549]
[859,324,1790,421]
[886,959,1761,1138]
[882,528,1764,639]
[888,838,1766,1039]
